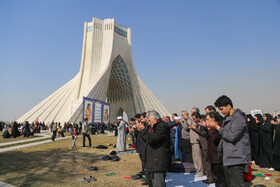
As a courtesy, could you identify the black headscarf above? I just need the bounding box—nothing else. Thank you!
[254,114,264,125]
[263,113,273,124]
[246,114,256,124]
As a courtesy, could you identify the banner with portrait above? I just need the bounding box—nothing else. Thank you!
[83,97,110,124]
[103,104,110,124]
[83,98,93,123]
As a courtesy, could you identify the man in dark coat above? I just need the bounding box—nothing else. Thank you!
[136,110,171,187]
[208,95,251,187]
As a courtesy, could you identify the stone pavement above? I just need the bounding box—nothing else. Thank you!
[0,132,71,153]
[0,133,50,147]
[0,181,16,187]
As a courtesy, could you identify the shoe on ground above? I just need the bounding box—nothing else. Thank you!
[142,181,149,185]
[88,166,98,171]
[131,174,143,180]
[102,155,112,160]
[268,168,275,171]
[78,177,90,183]
[86,176,97,181]
[194,175,207,181]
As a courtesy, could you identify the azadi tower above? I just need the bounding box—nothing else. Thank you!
[17,17,169,123]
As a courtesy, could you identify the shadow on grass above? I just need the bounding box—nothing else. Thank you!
[0,148,100,186]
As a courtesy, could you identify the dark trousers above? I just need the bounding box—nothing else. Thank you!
[52,131,57,141]
[140,154,153,186]
[182,138,193,163]
[83,133,92,147]
[151,171,166,187]
[223,164,245,187]
[200,146,213,181]
[212,163,227,187]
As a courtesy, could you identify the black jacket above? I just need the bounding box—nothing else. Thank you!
[140,120,171,171]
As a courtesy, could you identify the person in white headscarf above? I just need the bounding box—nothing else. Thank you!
[115,116,126,152]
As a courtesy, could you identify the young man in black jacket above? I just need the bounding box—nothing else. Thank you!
[136,110,171,187]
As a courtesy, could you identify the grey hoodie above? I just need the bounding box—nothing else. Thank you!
[218,108,251,166]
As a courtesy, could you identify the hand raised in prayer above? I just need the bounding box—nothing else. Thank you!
[271,120,277,125]
[208,121,219,130]
[198,121,206,127]
[135,121,145,131]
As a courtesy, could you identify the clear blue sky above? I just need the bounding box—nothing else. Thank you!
[0,0,279,121]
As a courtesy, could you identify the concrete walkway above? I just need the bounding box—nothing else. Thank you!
[0,133,50,147]
[0,181,16,187]
[0,135,71,153]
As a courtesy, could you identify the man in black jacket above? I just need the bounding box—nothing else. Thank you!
[136,110,171,187]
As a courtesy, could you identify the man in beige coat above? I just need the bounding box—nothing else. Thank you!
[51,122,57,141]
[181,111,204,178]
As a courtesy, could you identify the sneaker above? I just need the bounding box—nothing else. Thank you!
[194,175,207,181]
[86,176,97,181]
[268,168,275,171]
[78,177,90,183]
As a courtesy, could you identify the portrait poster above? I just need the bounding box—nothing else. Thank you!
[94,101,102,123]
[103,104,110,123]
[84,99,93,123]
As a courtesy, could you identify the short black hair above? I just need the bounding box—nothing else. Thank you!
[166,116,170,120]
[130,117,135,121]
[141,112,146,118]
[172,113,178,116]
[214,95,233,108]
[201,114,206,122]
[205,105,216,112]
[206,111,223,122]
[191,112,201,119]
[135,113,141,119]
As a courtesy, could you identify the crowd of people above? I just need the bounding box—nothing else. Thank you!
[1,95,279,187]
[0,120,110,141]
[114,95,280,187]
[1,121,44,138]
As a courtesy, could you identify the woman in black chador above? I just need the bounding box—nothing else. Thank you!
[247,114,259,164]
[273,115,280,171]
[23,121,32,137]
[11,122,21,138]
[258,113,273,168]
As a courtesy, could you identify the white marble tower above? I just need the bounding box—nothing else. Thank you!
[17,17,170,123]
